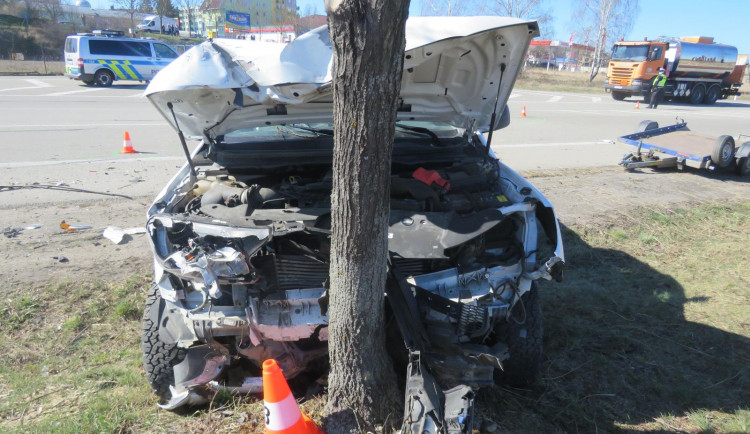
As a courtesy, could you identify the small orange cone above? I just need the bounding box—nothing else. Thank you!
[520,105,527,117]
[635,101,640,110]
[263,359,324,434]
[120,131,137,154]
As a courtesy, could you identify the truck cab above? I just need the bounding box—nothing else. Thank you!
[605,41,666,100]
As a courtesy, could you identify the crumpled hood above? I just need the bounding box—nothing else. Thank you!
[145,16,539,138]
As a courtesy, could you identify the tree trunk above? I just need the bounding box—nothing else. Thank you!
[323,0,410,432]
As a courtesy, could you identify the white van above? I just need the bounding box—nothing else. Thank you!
[136,15,179,33]
[64,30,178,86]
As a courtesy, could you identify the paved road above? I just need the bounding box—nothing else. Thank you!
[1,76,748,205]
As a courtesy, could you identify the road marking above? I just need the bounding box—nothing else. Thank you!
[44,88,107,96]
[0,122,165,129]
[546,95,563,103]
[0,156,185,169]
[509,93,522,99]
[0,79,54,92]
[592,97,602,103]
[497,141,611,148]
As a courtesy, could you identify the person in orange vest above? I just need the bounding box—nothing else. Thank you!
[648,68,667,109]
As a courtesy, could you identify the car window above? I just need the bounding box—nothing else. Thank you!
[64,37,77,53]
[153,43,178,59]
[89,39,151,57]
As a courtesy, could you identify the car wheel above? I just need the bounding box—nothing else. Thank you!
[493,283,543,387]
[611,91,627,101]
[703,85,720,105]
[735,157,750,177]
[688,84,706,104]
[711,135,735,168]
[95,69,114,87]
[142,284,185,403]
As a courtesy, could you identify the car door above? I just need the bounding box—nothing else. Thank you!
[152,42,179,77]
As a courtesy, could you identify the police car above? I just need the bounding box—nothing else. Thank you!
[64,30,179,86]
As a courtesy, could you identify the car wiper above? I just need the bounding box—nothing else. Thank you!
[282,124,334,137]
[395,123,441,146]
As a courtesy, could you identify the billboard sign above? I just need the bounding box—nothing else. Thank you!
[226,11,250,29]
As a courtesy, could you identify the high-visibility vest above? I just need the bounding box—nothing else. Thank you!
[652,74,667,88]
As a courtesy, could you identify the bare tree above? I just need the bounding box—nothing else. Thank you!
[420,0,475,16]
[575,0,638,81]
[113,0,140,30]
[484,0,554,38]
[322,0,410,431]
[178,0,200,37]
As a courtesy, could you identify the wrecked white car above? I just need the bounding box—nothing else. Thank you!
[142,16,563,429]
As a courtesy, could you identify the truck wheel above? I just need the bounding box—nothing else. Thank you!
[94,69,114,87]
[703,85,720,105]
[636,120,659,133]
[611,91,627,101]
[736,157,750,177]
[688,84,706,104]
[142,284,186,403]
[493,283,543,387]
[711,135,735,168]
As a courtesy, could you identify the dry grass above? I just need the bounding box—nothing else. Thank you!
[1,202,748,433]
[516,68,608,93]
[0,60,64,75]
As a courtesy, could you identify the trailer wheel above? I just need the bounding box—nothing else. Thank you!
[735,157,750,177]
[703,85,720,105]
[611,91,627,101]
[636,120,659,133]
[711,135,735,168]
[688,84,706,104]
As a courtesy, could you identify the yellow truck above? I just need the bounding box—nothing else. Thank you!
[605,36,747,104]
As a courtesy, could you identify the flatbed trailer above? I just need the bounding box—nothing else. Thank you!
[619,120,750,176]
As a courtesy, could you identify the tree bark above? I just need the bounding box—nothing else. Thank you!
[323,0,410,432]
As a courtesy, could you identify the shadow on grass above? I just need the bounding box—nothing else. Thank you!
[481,224,750,433]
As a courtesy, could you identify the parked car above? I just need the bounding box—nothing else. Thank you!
[64,30,178,86]
[141,16,563,429]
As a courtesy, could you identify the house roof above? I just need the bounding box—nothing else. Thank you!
[200,0,223,11]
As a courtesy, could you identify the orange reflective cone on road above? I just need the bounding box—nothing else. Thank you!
[263,359,324,434]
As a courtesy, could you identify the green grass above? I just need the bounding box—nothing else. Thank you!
[479,201,750,433]
[1,202,748,433]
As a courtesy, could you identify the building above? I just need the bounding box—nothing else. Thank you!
[528,40,596,71]
[198,0,297,38]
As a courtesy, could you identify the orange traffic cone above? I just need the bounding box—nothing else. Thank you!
[635,101,640,110]
[520,105,527,117]
[263,359,324,434]
[120,131,137,154]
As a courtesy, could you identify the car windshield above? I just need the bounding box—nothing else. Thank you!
[611,45,649,61]
[222,121,463,143]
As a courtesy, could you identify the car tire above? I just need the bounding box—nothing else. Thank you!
[611,91,627,101]
[94,69,114,87]
[688,84,706,104]
[703,85,720,105]
[711,135,735,168]
[735,157,750,177]
[82,78,95,86]
[142,284,185,403]
[493,283,543,387]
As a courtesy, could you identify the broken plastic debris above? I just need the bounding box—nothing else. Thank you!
[102,226,146,244]
[60,221,92,232]
[2,224,42,238]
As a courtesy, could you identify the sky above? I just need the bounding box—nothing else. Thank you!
[91,0,750,54]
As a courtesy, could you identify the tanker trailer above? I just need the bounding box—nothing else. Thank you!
[605,36,743,104]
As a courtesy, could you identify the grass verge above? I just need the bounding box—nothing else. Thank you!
[1,201,748,433]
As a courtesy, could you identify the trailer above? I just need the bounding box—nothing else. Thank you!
[619,120,750,176]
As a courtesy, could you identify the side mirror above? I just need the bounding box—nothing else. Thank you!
[494,105,511,131]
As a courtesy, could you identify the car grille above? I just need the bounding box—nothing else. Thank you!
[275,255,329,290]
[609,67,633,84]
